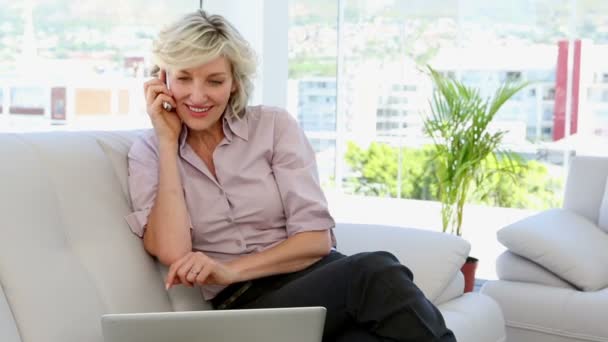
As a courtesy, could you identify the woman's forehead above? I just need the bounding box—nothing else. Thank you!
[173,56,232,76]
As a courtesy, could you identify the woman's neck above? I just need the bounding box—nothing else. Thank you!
[187,119,225,153]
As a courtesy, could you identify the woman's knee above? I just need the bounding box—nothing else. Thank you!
[349,251,413,280]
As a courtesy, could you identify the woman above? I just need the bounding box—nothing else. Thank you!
[126,9,456,342]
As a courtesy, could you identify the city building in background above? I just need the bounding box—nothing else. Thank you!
[2,0,608,204]
[296,77,336,132]
[0,0,192,132]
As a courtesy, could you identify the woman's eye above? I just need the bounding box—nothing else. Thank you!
[209,80,224,85]
[177,77,190,81]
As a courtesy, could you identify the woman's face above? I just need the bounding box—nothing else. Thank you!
[169,56,236,133]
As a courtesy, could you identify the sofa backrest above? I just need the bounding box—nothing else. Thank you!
[0,131,208,342]
[562,156,608,224]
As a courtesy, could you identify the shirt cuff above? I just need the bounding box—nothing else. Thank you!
[125,208,151,238]
[287,216,337,247]
[125,208,195,238]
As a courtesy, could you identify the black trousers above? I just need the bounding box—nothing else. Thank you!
[211,251,456,342]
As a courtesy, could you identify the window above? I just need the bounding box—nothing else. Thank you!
[288,0,598,212]
[576,0,608,141]
[543,87,555,101]
[0,1,197,132]
[286,0,608,283]
[10,87,45,115]
[288,0,338,183]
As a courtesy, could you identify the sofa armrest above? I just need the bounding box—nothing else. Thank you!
[498,209,608,291]
[496,251,575,289]
[334,223,469,302]
[434,271,465,305]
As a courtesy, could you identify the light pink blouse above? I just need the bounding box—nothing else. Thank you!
[125,105,336,299]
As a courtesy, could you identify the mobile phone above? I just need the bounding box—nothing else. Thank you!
[162,71,173,111]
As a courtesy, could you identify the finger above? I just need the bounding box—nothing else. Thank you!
[166,263,179,289]
[151,94,177,114]
[160,68,166,84]
[145,83,172,106]
[143,78,164,97]
[196,262,214,285]
[146,86,172,108]
[175,261,191,285]
[185,271,196,284]
[176,255,196,287]
[165,253,191,289]
[186,262,202,284]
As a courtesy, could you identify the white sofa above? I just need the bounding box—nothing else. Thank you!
[481,156,608,342]
[0,130,506,342]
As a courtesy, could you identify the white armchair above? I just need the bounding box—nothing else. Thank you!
[481,156,608,342]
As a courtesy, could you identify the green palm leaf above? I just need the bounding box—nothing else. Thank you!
[423,66,528,235]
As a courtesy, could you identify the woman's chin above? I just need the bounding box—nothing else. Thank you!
[182,117,217,132]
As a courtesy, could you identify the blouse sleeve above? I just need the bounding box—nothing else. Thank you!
[271,109,336,240]
[124,134,159,237]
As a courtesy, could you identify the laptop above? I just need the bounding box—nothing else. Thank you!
[101,307,326,342]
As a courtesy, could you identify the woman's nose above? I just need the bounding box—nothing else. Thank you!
[188,87,209,104]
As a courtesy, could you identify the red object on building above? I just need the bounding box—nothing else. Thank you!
[51,87,66,120]
[553,40,581,141]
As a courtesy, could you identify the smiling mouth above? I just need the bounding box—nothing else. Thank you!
[187,105,212,113]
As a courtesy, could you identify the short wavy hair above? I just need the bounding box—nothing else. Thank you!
[152,10,256,118]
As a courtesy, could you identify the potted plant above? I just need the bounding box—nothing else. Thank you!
[423,66,528,292]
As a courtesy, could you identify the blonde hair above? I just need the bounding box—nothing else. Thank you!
[152,10,256,118]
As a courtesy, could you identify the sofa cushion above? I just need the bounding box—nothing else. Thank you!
[496,251,574,289]
[599,177,608,233]
[93,131,141,207]
[498,209,608,291]
[437,293,506,342]
[334,223,469,302]
[481,281,608,341]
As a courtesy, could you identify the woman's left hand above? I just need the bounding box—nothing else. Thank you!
[165,251,241,289]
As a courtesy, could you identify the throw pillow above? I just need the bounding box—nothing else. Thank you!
[498,208,608,291]
[95,133,137,207]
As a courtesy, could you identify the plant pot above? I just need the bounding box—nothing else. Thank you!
[461,256,478,293]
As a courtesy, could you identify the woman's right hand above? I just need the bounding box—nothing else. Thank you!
[144,69,181,143]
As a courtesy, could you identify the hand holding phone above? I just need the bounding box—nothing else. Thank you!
[144,68,181,143]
